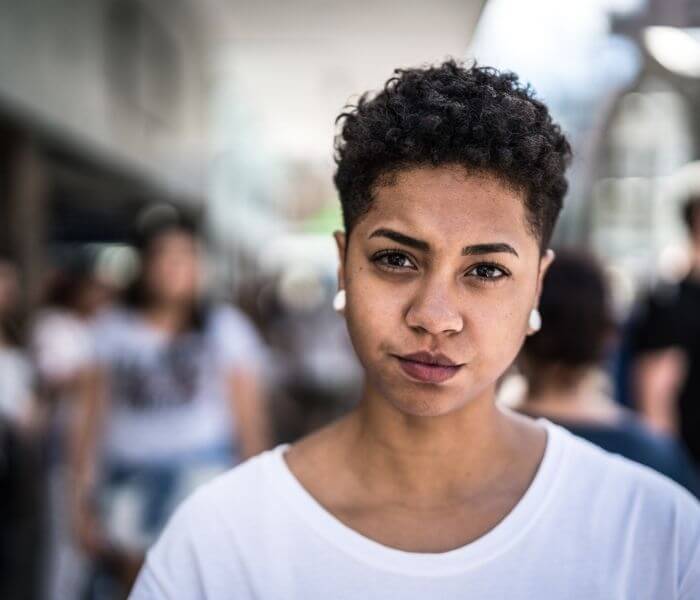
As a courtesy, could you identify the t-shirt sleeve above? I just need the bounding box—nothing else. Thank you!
[33,315,95,378]
[210,305,266,372]
[677,491,700,599]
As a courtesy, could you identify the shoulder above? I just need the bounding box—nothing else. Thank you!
[91,306,132,335]
[555,421,694,499]
[207,303,265,364]
[207,303,258,335]
[551,422,700,549]
[150,446,284,550]
[561,429,700,598]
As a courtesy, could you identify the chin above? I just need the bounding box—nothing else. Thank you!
[382,383,469,418]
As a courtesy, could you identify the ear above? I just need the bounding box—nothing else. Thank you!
[333,230,347,291]
[534,249,555,305]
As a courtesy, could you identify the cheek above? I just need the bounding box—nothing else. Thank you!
[467,292,530,370]
[346,270,395,337]
[343,265,413,365]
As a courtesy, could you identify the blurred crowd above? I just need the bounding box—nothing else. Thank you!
[1,195,700,600]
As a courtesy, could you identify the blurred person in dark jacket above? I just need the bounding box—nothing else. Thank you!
[0,257,41,600]
[32,251,113,600]
[625,196,700,466]
[517,249,700,496]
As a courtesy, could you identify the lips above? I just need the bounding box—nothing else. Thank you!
[394,351,463,384]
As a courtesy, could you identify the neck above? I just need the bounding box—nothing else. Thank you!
[142,301,191,335]
[521,368,619,423]
[690,243,700,278]
[340,383,536,503]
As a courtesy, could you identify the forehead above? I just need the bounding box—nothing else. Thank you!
[359,166,534,249]
[149,230,197,251]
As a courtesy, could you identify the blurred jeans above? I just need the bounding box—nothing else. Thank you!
[84,444,235,599]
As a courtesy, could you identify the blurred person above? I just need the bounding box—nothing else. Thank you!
[132,61,699,600]
[0,257,35,429]
[72,210,271,599]
[34,251,112,400]
[32,251,113,600]
[626,195,700,464]
[0,257,42,600]
[516,249,699,495]
[0,418,42,600]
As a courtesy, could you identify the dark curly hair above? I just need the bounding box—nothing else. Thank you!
[334,59,572,252]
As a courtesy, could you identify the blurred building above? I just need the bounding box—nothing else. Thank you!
[206,0,489,294]
[586,0,700,300]
[0,0,220,305]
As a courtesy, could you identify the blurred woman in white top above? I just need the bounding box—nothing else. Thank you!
[72,208,271,598]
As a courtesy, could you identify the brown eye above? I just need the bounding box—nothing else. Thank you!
[467,263,508,281]
[372,250,417,271]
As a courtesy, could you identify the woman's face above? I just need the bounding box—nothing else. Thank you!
[336,165,553,417]
[143,230,201,305]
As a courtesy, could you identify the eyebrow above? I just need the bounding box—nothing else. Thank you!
[368,228,519,257]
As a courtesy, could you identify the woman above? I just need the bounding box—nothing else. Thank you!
[72,211,271,598]
[33,251,110,600]
[131,61,700,599]
[0,257,41,600]
[516,249,700,496]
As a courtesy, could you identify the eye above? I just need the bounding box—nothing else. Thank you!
[466,263,509,282]
[371,250,417,272]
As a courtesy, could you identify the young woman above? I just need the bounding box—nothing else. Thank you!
[72,212,271,597]
[130,61,700,599]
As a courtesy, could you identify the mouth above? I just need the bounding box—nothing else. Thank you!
[393,351,463,384]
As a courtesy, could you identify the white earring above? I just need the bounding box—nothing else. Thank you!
[333,289,346,313]
[528,308,542,332]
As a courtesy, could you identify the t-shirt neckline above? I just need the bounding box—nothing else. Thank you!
[267,418,569,576]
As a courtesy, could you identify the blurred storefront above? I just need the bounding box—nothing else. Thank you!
[0,0,215,307]
[587,0,700,303]
[470,0,700,310]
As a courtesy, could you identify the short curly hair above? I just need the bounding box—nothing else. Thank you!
[333,60,572,251]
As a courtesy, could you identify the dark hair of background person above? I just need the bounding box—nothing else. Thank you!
[123,206,209,333]
[0,255,26,347]
[333,59,572,252]
[682,195,700,235]
[520,249,615,387]
[43,249,97,311]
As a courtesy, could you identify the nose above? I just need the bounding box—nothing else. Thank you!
[405,279,464,336]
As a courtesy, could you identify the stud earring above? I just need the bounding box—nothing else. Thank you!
[528,308,542,332]
[333,289,346,313]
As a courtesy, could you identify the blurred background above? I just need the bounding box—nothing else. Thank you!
[2,0,700,598]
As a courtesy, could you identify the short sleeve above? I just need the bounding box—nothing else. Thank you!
[677,491,700,599]
[32,313,94,378]
[681,553,700,600]
[209,305,266,372]
[0,351,35,425]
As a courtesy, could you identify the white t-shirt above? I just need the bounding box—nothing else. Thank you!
[130,420,700,600]
[93,305,265,463]
[0,347,33,425]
